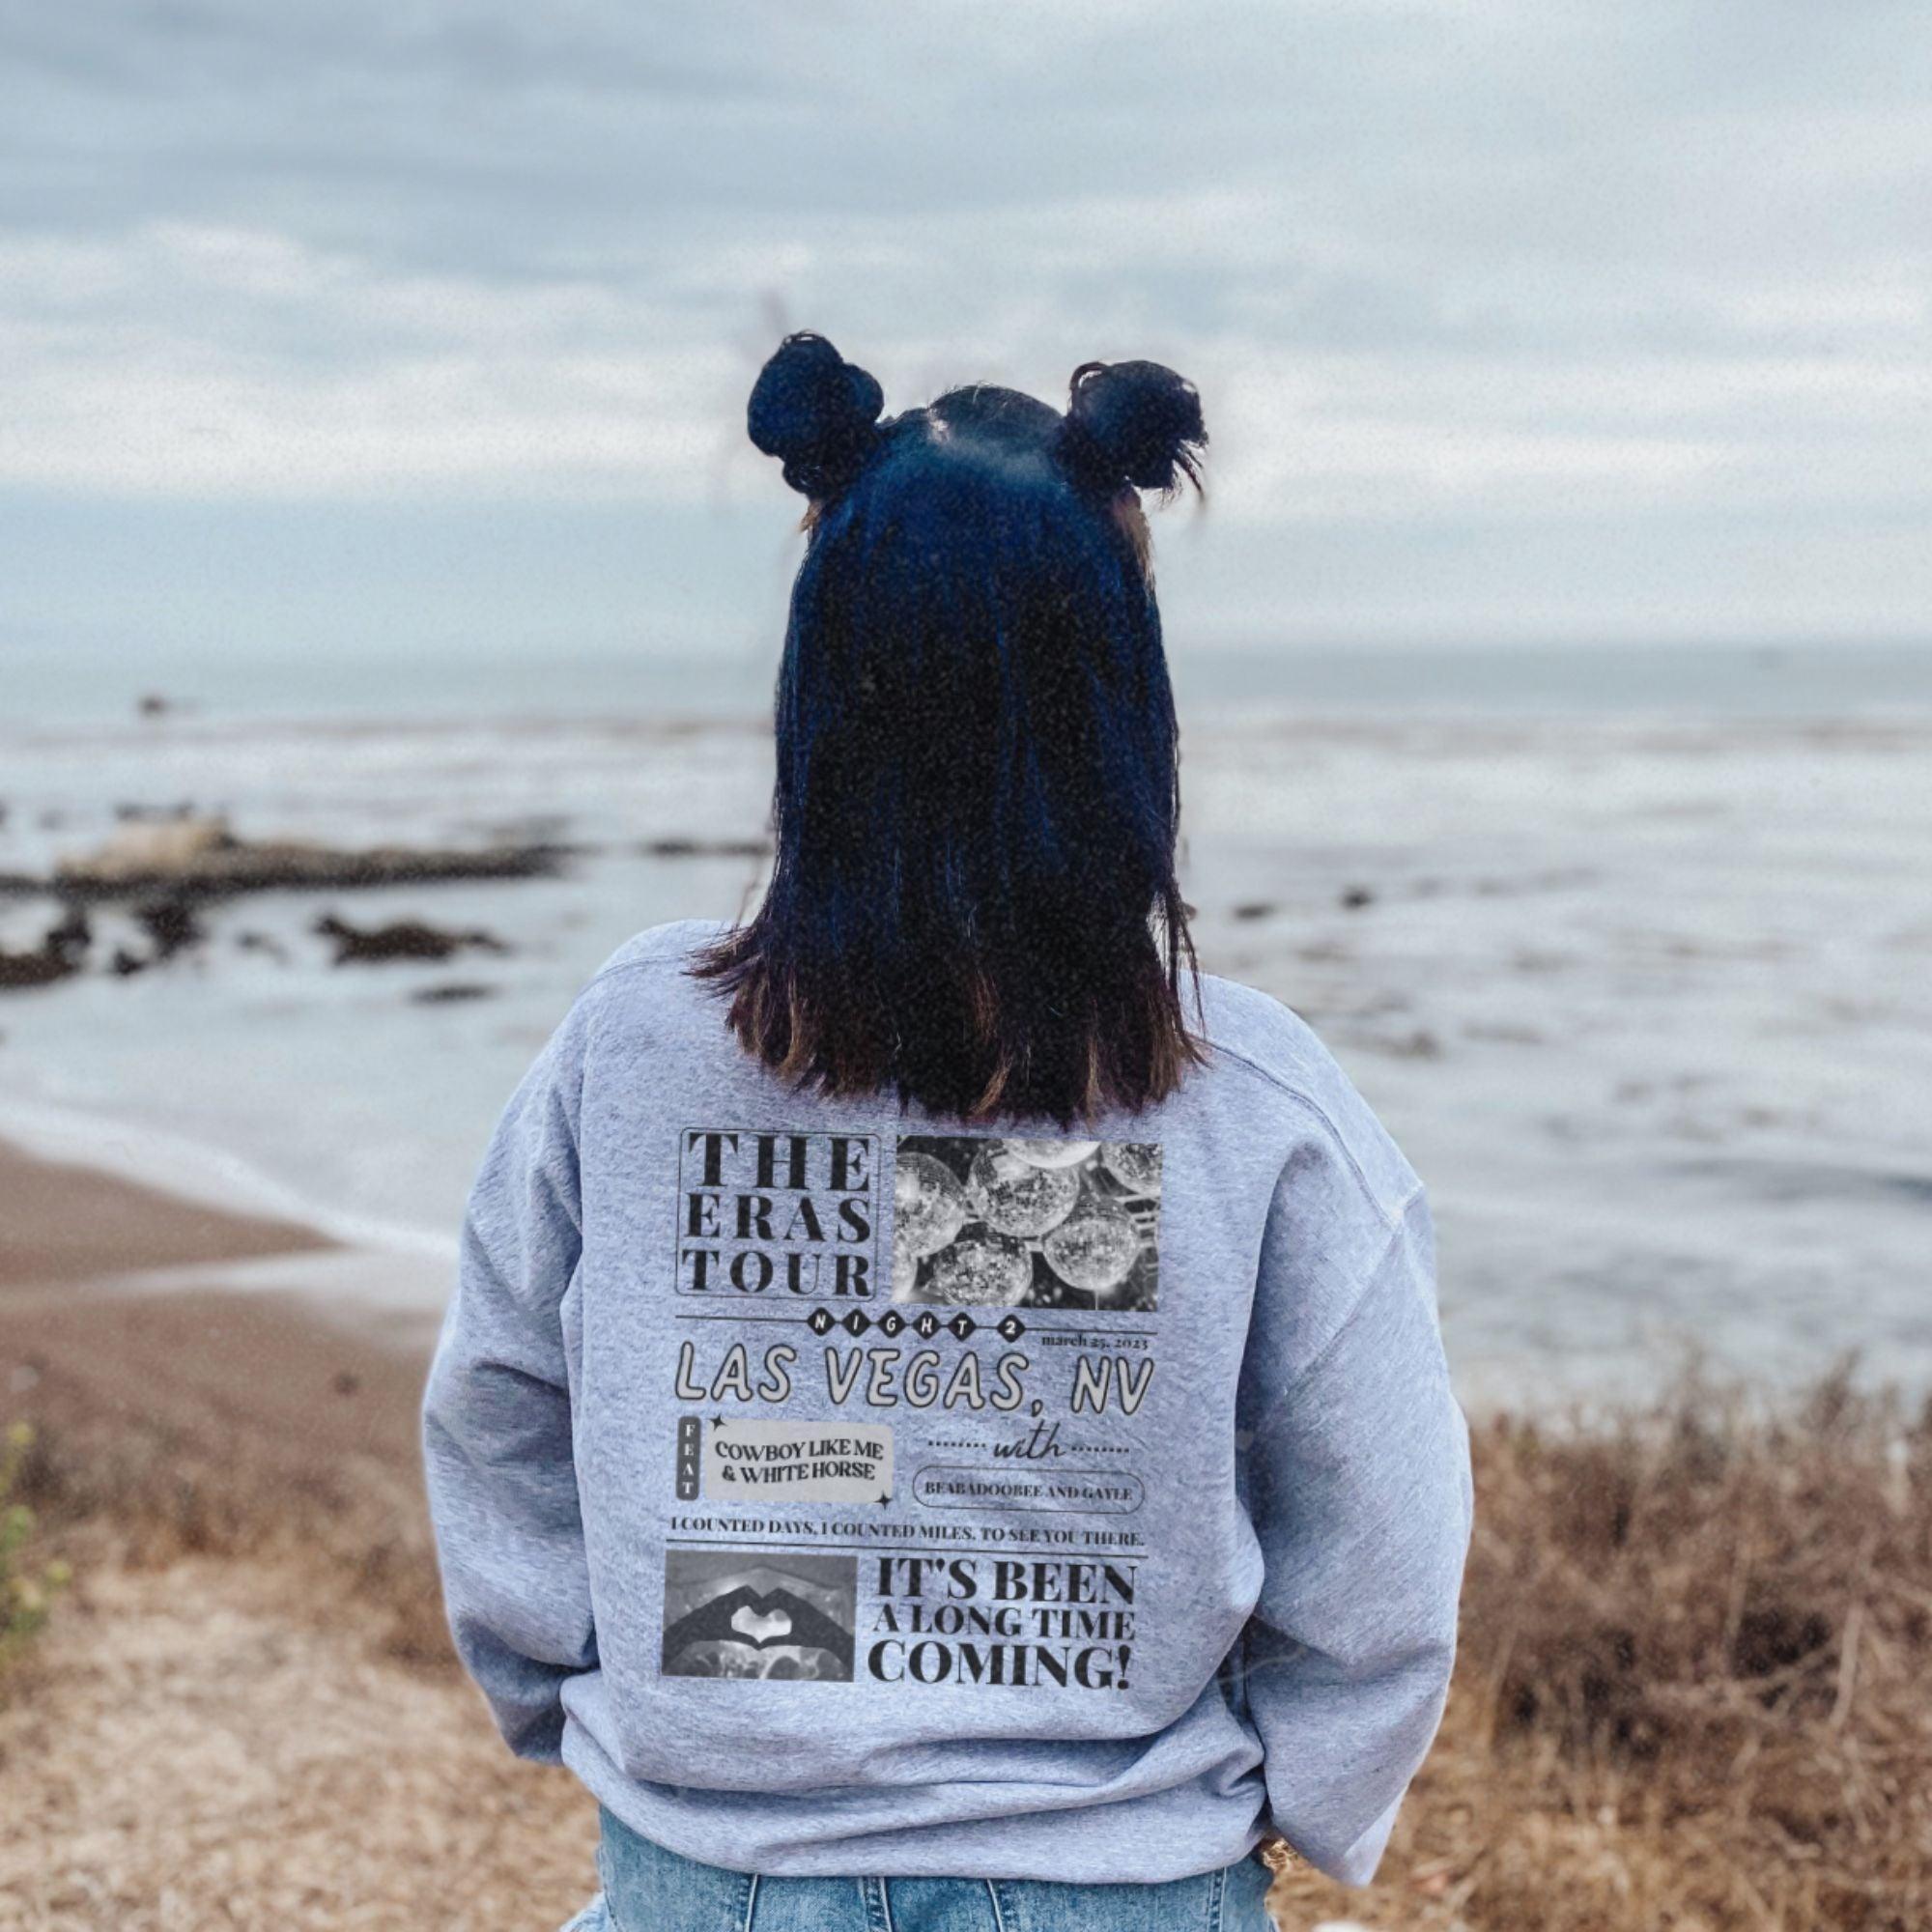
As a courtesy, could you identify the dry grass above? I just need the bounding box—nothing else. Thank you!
[1272,1366,1932,1932]
[0,1396,596,1931]
[0,1321,451,1668]
[4,1363,1928,1931]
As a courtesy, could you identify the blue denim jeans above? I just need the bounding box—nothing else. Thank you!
[560,1807,1278,1931]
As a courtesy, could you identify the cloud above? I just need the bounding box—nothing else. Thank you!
[0,222,745,497]
[0,0,1926,640]
[5,210,1922,539]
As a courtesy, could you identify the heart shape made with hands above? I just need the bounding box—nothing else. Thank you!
[730,1603,795,1645]
[662,1583,855,1666]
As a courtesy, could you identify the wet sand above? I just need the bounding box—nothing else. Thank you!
[0,1135,332,1286]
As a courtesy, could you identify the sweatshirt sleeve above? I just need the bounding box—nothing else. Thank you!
[1236,1180,1474,1886]
[421,1010,596,1763]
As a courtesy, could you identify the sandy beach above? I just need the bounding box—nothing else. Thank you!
[5,1134,1927,1931]
[0,1138,332,1286]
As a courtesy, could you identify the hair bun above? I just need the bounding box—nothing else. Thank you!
[1062,359,1207,496]
[748,332,886,497]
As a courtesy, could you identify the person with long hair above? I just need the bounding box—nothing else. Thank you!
[424,333,1472,1932]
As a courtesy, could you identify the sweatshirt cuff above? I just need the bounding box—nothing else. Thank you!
[1329,1790,1404,1887]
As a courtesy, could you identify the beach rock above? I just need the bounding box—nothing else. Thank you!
[641,837,770,860]
[40,815,563,900]
[134,895,204,962]
[77,818,227,879]
[315,914,509,966]
[1385,1028,1443,1059]
[410,981,496,1005]
[46,905,90,953]
[114,800,199,822]
[0,906,91,991]
[105,895,207,977]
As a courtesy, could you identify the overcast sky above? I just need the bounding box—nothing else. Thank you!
[4,0,1928,683]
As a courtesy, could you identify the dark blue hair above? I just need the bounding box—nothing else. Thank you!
[693,335,1208,1126]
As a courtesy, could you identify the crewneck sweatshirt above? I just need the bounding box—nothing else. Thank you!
[423,918,1472,1886]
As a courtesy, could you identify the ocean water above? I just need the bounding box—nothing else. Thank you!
[3,643,1930,1407]
[7,636,1932,725]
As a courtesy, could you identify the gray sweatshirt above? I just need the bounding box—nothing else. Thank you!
[423,918,1472,1887]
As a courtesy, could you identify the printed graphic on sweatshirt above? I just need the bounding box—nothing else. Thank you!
[661,1549,857,1680]
[662,1129,1159,1693]
[687,1417,894,1505]
[892,1136,1160,1311]
[676,1128,877,1299]
[865,1553,1136,1690]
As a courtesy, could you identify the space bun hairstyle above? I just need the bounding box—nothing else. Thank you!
[706,332,1210,1127]
[746,331,886,498]
[745,335,1208,510]
[1055,359,1207,498]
